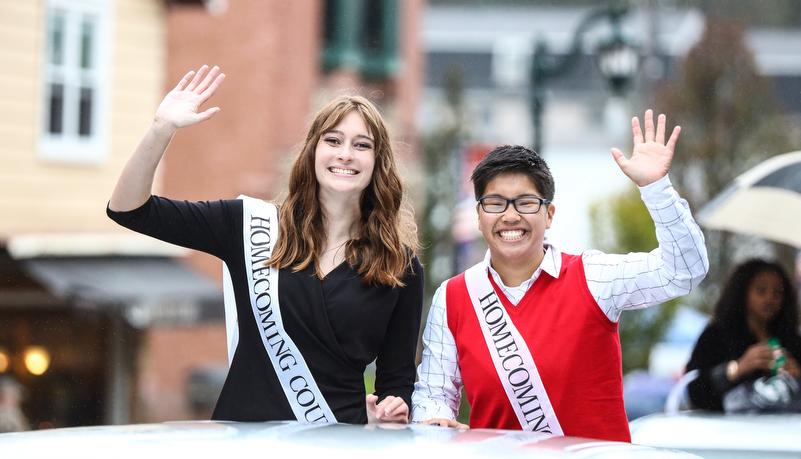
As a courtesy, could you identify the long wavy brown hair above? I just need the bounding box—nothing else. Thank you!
[267,95,419,286]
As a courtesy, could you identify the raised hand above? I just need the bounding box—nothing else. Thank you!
[610,109,680,187]
[154,65,225,132]
[109,65,225,212]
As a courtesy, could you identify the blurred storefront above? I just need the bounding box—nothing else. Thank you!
[0,239,224,427]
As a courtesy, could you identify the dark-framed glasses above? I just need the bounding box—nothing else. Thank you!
[478,196,550,214]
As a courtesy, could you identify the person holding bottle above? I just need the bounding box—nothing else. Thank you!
[687,258,801,411]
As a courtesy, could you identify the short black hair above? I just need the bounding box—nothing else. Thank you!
[470,145,555,201]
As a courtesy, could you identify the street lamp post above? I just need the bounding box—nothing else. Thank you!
[530,6,639,153]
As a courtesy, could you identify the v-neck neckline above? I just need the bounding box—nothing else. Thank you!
[321,260,348,280]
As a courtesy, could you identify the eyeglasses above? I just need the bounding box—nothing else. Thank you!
[478,196,550,214]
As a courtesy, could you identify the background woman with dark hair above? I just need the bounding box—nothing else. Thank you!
[687,258,801,411]
[108,66,423,424]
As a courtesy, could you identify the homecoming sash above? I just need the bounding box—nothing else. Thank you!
[222,195,337,423]
[463,263,562,435]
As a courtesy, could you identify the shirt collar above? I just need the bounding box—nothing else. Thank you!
[481,236,563,288]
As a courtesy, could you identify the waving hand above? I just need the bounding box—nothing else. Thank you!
[155,65,225,131]
[610,110,680,187]
[109,65,225,212]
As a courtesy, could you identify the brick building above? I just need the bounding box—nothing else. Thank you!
[0,0,425,427]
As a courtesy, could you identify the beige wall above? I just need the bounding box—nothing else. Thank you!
[0,0,166,239]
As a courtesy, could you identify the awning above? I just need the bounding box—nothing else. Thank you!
[20,256,224,328]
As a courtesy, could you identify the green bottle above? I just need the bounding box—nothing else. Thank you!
[767,337,785,376]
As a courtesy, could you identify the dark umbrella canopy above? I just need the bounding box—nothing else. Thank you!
[697,151,801,248]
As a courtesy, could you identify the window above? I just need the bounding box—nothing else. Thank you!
[322,0,399,80]
[39,0,109,164]
[360,0,399,79]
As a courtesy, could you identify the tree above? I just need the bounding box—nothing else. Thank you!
[418,67,472,424]
[589,18,799,373]
[656,17,798,309]
[420,68,466,313]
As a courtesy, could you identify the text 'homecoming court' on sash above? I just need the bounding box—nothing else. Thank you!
[223,195,337,423]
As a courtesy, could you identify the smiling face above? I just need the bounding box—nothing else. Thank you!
[478,172,555,279]
[314,110,376,203]
[745,270,784,327]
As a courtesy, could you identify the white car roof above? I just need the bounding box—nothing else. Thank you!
[630,411,801,458]
[0,420,699,459]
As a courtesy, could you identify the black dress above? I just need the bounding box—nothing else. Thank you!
[107,196,423,423]
[686,321,801,411]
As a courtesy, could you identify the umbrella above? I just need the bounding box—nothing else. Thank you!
[697,150,801,248]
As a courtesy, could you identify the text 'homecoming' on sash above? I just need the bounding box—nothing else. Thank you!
[240,196,336,423]
[463,264,562,435]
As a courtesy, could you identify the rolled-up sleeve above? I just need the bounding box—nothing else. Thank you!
[584,175,709,322]
[412,281,463,423]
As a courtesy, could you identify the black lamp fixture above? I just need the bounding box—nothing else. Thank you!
[530,5,639,153]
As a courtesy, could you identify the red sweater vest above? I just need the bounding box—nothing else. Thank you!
[446,253,631,442]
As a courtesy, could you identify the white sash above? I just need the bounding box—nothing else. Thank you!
[222,263,238,366]
[463,263,562,435]
[222,195,337,423]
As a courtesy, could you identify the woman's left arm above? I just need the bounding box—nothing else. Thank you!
[782,335,801,378]
[685,324,747,411]
[783,352,800,378]
[370,256,424,423]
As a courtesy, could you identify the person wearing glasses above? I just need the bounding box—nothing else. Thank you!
[411,111,708,442]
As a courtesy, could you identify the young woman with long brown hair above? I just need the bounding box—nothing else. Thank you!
[108,66,423,424]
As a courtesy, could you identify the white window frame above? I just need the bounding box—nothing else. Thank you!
[38,0,111,165]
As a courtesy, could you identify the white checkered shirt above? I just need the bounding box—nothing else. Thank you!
[411,174,708,423]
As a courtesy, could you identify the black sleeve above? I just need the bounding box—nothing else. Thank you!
[373,255,424,411]
[106,196,242,260]
[780,332,801,370]
[686,324,740,411]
